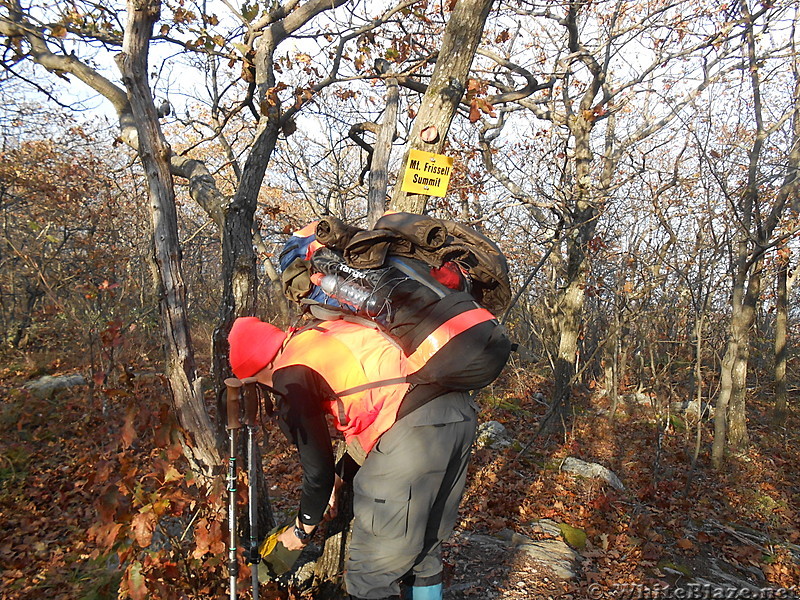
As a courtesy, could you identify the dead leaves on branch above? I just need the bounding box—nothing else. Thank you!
[466,78,496,122]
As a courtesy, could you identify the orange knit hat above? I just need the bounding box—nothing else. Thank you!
[228,317,287,379]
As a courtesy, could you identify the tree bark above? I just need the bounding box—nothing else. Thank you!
[726,331,752,450]
[254,229,292,325]
[773,246,796,417]
[312,445,354,595]
[549,254,587,427]
[117,0,222,478]
[684,311,706,494]
[729,257,763,449]
[366,76,399,228]
[389,0,495,214]
[548,105,598,430]
[712,335,735,469]
[604,304,621,416]
[712,244,762,467]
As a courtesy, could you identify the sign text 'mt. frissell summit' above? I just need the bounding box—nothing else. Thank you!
[400,149,454,197]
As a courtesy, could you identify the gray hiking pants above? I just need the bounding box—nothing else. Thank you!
[344,391,478,599]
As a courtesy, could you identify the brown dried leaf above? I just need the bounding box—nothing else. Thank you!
[469,100,481,123]
[125,561,148,600]
[193,518,211,559]
[677,538,694,550]
[121,406,136,449]
[132,511,156,548]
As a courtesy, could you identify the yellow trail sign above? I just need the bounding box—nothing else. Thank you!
[400,149,454,197]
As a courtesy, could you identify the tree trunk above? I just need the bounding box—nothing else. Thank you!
[313,499,353,597]
[243,431,275,542]
[254,229,291,326]
[618,324,630,396]
[210,0,352,535]
[312,443,353,596]
[211,23,283,434]
[685,311,706,494]
[367,77,399,228]
[603,343,614,405]
[774,246,796,417]
[117,0,222,478]
[11,282,42,348]
[710,3,800,464]
[210,115,283,535]
[727,257,762,450]
[726,322,752,450]
[549,269,585,428]
[712,335,736,469]
[548,112,598,431]
[212,201,261,438]
[712,243,762,467]
[389,0,495,214]
[605,306,621,416]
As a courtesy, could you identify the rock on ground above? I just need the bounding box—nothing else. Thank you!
[476,421,513,450]
[23,374,86,399]
[442,530,577,599]
[560,456,624,490]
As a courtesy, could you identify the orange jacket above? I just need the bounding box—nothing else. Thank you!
[273,319,412,456]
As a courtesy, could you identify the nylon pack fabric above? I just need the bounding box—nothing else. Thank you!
[277,214,513,397]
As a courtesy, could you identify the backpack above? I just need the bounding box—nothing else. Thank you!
[278,214,512,392]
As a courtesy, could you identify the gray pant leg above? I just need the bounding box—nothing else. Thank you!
[409,422,475,587]
[345,392,477,599]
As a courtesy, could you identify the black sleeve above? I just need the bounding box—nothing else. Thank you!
[271,365,335,527]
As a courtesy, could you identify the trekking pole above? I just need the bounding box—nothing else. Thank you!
[224,377,243,600]
[241,377,261,599]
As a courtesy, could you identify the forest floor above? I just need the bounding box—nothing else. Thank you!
[1,355,799,600]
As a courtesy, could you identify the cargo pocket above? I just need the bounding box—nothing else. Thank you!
[355,479,412,538]
[371,484,412,537]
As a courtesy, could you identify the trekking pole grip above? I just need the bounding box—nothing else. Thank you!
[241,377,259,427]
[225,378,243,430]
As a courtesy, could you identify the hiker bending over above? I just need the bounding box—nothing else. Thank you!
[229,315,481,600]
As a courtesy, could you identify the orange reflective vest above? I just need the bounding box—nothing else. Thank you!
[272,319,412,457]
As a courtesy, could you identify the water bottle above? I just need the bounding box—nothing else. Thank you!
[311,272,385,317]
